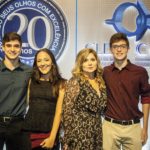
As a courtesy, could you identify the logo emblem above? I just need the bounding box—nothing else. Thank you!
[0,0,68,65]
[105,0,150,41]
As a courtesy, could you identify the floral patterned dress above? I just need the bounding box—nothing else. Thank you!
[62,77,107,150]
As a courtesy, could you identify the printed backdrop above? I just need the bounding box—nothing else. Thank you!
[0,0,150,149]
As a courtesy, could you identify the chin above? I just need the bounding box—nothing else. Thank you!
[116,57,126,61]
[41,72,49,75]
[40,71,49,75]
[9,57,19,60]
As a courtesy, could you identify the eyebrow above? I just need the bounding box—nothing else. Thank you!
[5,44,20,46]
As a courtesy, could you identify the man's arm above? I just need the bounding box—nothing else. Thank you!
[141,103,150,145]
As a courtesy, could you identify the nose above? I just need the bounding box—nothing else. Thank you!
[40,61,45,66]
[41,60,48,66]
[88,61,92,66]
[10,46,15,51]
[117,47,122,51]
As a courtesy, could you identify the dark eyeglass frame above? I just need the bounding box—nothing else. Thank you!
[111,44,128,50]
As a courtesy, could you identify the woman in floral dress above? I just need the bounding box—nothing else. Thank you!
[62,48,107,150]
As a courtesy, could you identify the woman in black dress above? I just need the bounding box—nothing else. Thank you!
[23,48,65,150]
[62,48,107,150]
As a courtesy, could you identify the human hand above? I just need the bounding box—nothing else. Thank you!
[40,137,55,149]
[141,128,148,145]
[63,144,68,150]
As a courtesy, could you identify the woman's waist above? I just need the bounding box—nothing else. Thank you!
[74,107,101,118]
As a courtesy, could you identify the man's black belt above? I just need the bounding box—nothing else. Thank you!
[0,116,24,123]
[105,116,140,125]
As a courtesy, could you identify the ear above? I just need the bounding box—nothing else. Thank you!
[19,48,22,54]
[110,48,113,54]
[1,45,5,52]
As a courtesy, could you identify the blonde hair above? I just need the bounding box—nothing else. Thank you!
[72,48,105,88]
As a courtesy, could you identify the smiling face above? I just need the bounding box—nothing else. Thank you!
[82,53,97,76]
[2,40,21,61]
[111,40,129,61]
[36,51,52,75]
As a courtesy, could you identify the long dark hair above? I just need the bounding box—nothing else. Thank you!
[32,48,65,97]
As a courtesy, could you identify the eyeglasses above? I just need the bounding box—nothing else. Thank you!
[111,44,128,50]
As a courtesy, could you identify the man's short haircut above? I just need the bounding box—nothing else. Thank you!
[2,32,22,46]
[110,32,129,48]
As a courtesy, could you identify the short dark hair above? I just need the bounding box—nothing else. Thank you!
[110,33,129,48]
[2,32,22,46]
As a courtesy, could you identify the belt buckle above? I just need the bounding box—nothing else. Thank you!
[131,120,134,124]
[110,118,114,123]
[121,120,127,125]
[3,117,11,123]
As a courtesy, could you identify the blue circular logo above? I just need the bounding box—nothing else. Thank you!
[0,0,68,65]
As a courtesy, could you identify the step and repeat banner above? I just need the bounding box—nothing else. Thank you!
[0,0,150,149]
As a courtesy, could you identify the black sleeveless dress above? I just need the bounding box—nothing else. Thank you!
[23,79,57,133]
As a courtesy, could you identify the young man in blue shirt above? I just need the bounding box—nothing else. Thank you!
[0,32,32,150]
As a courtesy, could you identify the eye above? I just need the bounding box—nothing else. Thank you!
[14,44,20,48]
[84,58,88,62]
[112,45,118,49]
[45,59,49,61]
[112,44,127,49]
[121,45,127,49]
[91,58,96,61]
[5,44,11,48]
[37,59,41,63]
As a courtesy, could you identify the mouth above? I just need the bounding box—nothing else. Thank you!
[116,53,123,56]
[6,51,18,57]
[40,65,50,70]
[88,67,94,69]
[40,67,47,70]
[9,52,17,55]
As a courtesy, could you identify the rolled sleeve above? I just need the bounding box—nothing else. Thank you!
[140,69,150,104]
[141,97,150,104]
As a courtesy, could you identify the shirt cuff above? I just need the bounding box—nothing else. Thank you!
[141,97,150,104]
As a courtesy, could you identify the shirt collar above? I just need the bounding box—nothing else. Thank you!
[111,60,132,71]
[0,60,25,71]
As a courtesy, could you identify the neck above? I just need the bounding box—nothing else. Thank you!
[4,57,19,71]
[114,59,128,70]
[40,73,50,81]
[83,72,95,80]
